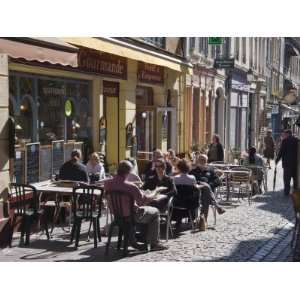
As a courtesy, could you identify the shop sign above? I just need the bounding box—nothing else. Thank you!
[137,62,164,85]
[214,58,234,69]
[78,47,127,80]
[103,81,119,97]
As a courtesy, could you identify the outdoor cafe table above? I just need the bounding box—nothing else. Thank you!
[31,181,104,234]
[32,180,167,236]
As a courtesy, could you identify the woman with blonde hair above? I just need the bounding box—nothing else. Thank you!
[86,152,106,182]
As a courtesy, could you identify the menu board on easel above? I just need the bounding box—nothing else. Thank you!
[14,147,25,184]
[40,145,52,181]
[74,142,83,154]
[52,140,65,176]
[25,142,40,184]
[64,142,75,162]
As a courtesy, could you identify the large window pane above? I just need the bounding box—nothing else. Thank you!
[230,108,237,148]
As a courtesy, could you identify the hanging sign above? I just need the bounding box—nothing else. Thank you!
[103,81,119,97]
[78,47,127,79]
[137,62,164,85]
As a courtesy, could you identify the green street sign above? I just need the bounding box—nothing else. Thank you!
[64,99,72,117]
[208,37,223,45]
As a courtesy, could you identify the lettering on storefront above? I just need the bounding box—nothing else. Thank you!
[103,81,119,97]
[137,62,164,85]
[78,47,127,79]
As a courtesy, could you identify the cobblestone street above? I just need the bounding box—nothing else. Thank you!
[0,162,296,262]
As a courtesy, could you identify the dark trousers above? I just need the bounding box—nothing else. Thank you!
[283,167,297,195]
[200,183,218,219]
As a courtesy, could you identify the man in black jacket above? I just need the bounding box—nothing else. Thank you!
[59,149,89,182]
[276,129,299,196]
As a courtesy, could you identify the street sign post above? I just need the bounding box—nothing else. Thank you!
[214,58,235,69]
[208,37,223,44]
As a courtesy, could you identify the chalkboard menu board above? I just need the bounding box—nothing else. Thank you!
[52,140,65,176]
[14,148,25,184]
[64,142,75,162]
[40,146,52,181]
[25,143,40,184]
[74,142,83,154]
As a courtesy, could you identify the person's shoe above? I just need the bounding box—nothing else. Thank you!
[150,243,168,251]
[216,206,226,215]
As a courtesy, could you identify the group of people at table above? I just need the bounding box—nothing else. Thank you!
[57,134,264,251]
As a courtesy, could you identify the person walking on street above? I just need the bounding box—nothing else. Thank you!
[207,134,224,163]
[263,129,275,169]
[275,129,299,196]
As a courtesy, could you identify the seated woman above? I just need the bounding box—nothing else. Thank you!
[86,152,106,182]
[190,154,225,219]
[242,146,265,193]
[166,148,180,175]
[142,159,177,211]
[172,159,200,230]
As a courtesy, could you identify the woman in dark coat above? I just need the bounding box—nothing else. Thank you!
[207,134,224,163]
[263,130,275,168]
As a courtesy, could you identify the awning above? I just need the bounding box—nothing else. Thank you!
[281,103,300,113]
[0,38,78,67]
[63,37,193,74]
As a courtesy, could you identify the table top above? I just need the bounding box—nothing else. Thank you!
[222,169,251,174]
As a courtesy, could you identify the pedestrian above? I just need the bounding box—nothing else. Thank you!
[275,129,299,196]
[207,134,224,163]
[263,129,275,169]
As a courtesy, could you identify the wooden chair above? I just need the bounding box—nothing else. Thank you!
[105,190,136,257]
[70,183,104,249]
[8,183,50,246]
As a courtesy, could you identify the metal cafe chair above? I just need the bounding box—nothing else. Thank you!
[105,190,138,257]
[173,185,200,232]
[159,196,174,242]
[229,167,252,205]
[8,183,50,247]
[70,183,104,249]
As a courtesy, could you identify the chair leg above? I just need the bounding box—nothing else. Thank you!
[25,217,33,246]
[75,219,82,249]
[166,217,169,242]
[188,210,194,232]
[93,219,97,248]
[123,225,129,257]
[105,223,115,256]
[117,227,123,250]
[42,214,50,240]
[70,220,77,243]
[9,215,17,247]
[87,220,93,242]
[96,218,101,242]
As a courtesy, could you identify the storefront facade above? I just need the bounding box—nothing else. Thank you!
[184,65,217,153]
[229,70,250,153]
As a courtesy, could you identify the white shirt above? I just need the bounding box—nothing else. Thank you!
[173,173,197,186]
[86,161,106,180]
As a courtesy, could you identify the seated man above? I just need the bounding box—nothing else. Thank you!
[242,146,265,193]
[104,160,167,251]
[59,149,89,182]
[143,149,172,180]
[142,159,177,211]
[189,154,225,222]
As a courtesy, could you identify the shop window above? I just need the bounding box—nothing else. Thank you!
[136,86,154,106]
[9,72,92,146]
[15,96,33,143]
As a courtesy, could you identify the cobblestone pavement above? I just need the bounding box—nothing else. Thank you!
[0,162,296,262]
